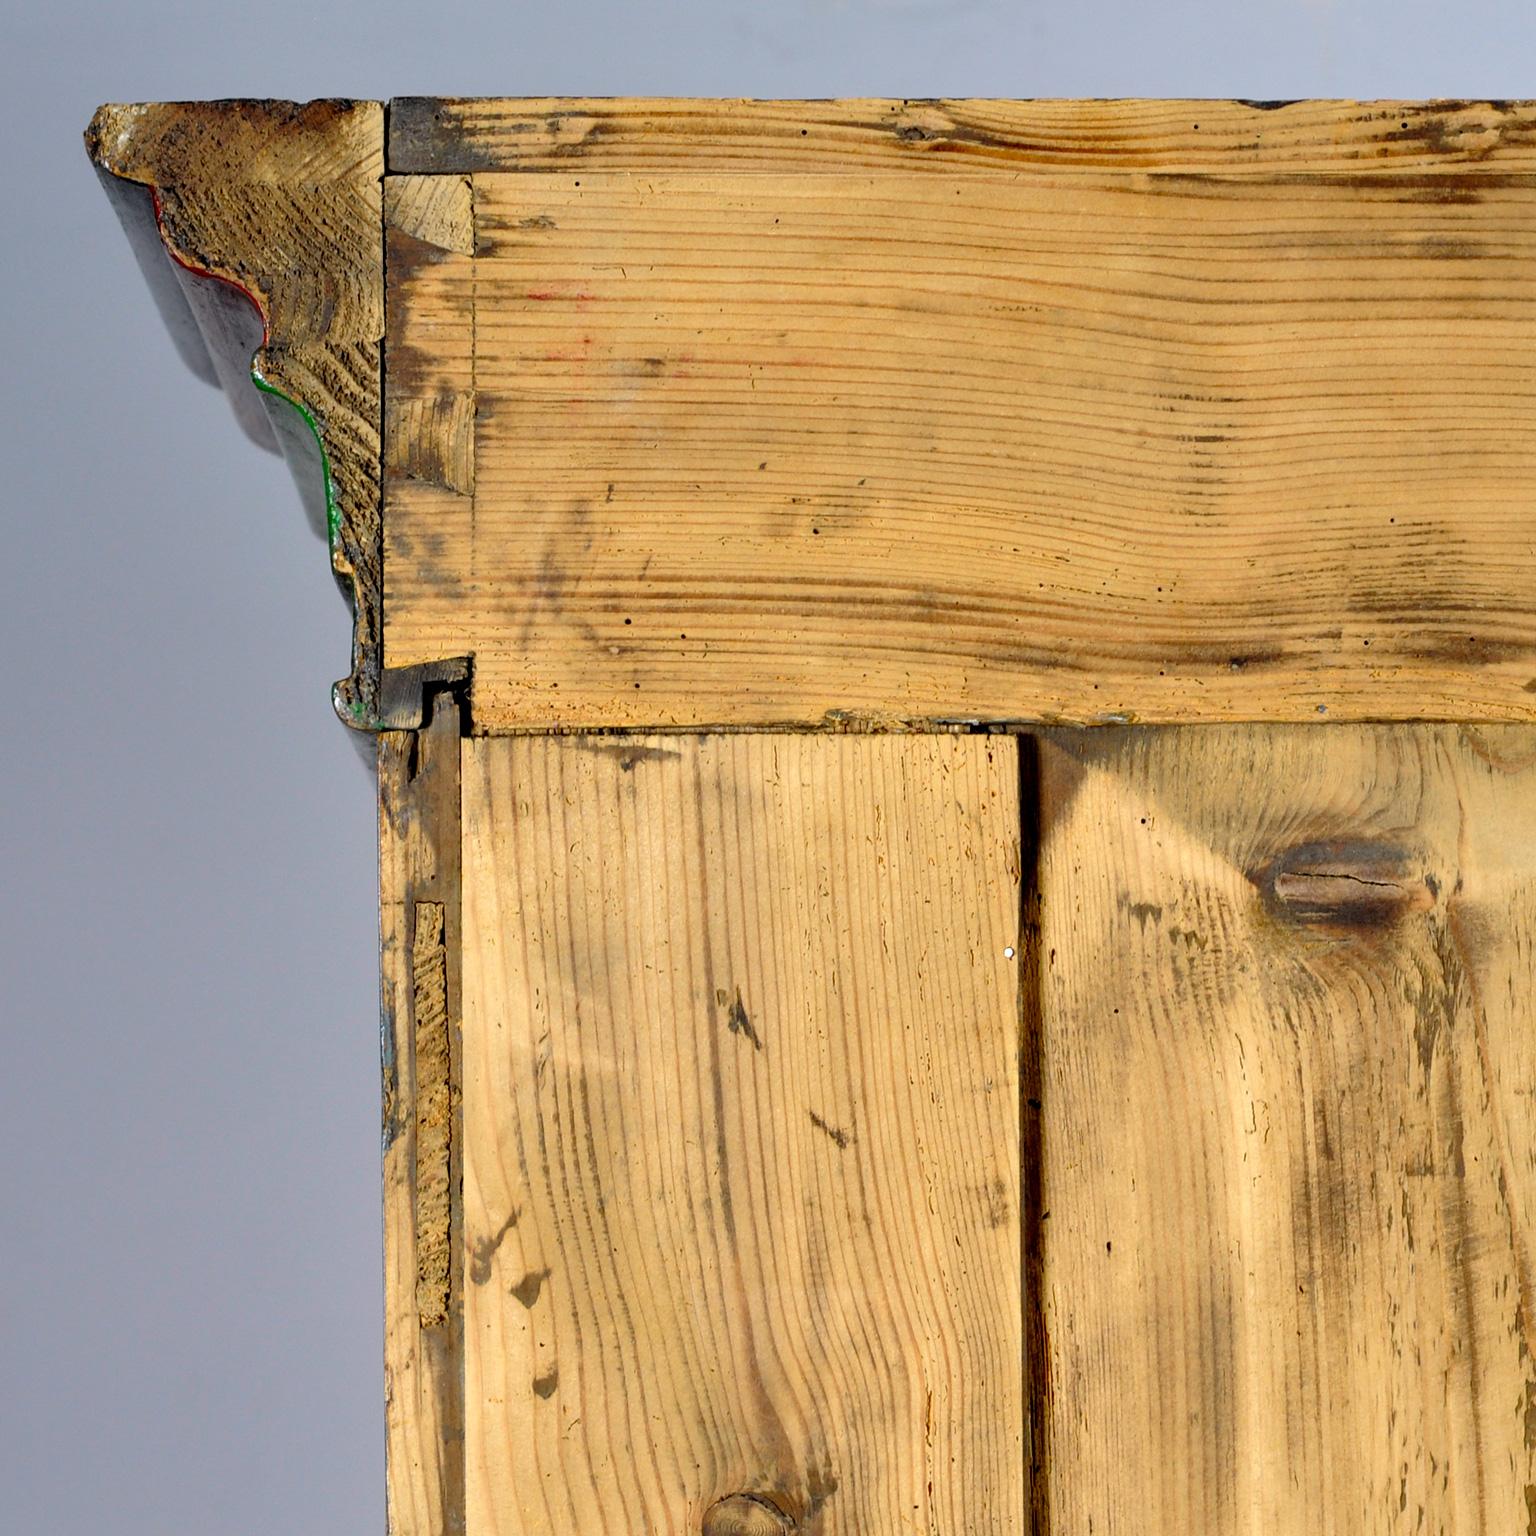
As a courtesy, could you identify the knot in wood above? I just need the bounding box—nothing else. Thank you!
[701,1493,796,1535]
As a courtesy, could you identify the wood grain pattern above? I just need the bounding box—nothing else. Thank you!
[384,166,1536,729]
[90,97,1536,1536]
[388,97,1536,176]
[383,169,478,674]
[86,100,386,725]
[1034,724,1536,1534]
[459,733,1024,1534]
[379,698,465,1536]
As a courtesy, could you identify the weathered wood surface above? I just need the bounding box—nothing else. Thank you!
[86,100,386,725]
[1034,724,1536,1534]
[379,697,465,1536]
[86,99,1536,731]
[383,167,477,727]
[458,733,1024,1534]
[88,96,1536,1536]
[389,97,1536,176]
[383,153,1536,730]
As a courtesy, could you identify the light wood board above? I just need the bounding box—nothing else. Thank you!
[459,733,1023,1534]
[1034,724,1536,1534]
[388,97,1536,176]
[383,161,1536,729]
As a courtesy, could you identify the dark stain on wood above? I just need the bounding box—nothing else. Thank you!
[469,1207,520,1285]
[1156,169,1505,203]
[1399,631,1536,667]
[1255,841,1435,929]
[1162,641,1289,674]
[510,1267,551,1308]
[385,223,460,391]
[808,1110,851,1149]
[979,1175,1010,1230]
[720,986,764,1051]
[1385,107,1495,159]
[1460,724,1536,773]
[575,740,684,772]
[389,96,505,172]
[516,501,600,649]
[802,1464,838,1523]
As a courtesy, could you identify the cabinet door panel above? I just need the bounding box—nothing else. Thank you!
[460,734,1024,1535]
[1037,726,1536,1535]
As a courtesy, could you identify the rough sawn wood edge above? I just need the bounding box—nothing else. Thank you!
[85,99,391,729]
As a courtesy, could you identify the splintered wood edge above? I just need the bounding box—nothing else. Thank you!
[85,99,395,729]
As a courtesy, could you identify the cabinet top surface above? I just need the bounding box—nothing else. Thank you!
[88,98,1536,733]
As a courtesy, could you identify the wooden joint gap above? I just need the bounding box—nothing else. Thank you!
[1017,731,1050,1536]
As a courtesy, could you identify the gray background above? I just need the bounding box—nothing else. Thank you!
[4,4,1534,1531]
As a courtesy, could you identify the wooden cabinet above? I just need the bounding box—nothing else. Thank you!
[89,97,1536,1536]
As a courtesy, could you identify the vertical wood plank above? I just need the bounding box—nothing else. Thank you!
[380,698,466,1535]
[459,734,1023,1535]
[1036,724,1536,1535]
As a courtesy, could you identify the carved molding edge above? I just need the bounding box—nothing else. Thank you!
[86,99,391,730]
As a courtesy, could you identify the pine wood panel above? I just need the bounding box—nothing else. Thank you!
[1034,724,1536,1534]
[389,97,1536,176]
[458,733,1024,1535]
[383,167,1536,730]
